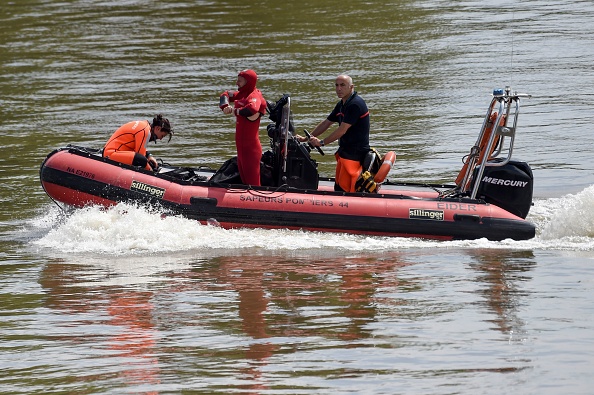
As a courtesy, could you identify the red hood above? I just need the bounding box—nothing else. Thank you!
[236,69,258,100]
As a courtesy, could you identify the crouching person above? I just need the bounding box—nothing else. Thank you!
[103,114,173,170]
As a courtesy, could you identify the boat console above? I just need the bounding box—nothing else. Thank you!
[265,94,319,190]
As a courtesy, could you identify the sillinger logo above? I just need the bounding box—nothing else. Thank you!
[409,208,444,221]
[130,180,165,199]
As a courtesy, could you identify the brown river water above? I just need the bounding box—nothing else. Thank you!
[1,1,594,394]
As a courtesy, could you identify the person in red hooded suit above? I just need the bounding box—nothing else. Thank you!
[219,70,267,186]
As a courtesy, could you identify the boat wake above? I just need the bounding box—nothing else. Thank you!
[28,185,594,255]
[529,185,594,240]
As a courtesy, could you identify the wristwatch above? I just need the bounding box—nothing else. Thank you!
[320,139,325,147]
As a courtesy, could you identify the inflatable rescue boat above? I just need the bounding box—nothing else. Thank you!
[39,88,536,241]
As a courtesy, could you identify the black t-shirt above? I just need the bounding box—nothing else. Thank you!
[327,92,370,161]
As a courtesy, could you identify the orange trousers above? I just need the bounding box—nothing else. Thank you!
[335,154,362,192]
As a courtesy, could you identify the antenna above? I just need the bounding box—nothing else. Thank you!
[510,9,515,88]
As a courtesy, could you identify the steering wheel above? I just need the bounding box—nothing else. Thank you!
[303,129,325,156]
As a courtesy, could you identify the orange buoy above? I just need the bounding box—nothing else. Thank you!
[455,111,504,188]
[374,151,396,183]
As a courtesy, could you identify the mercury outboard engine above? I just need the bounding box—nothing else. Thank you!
[265,94,319,190]
[471,159,533,219]
[452,87,534,219]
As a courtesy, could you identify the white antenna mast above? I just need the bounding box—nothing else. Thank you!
[510,9,515,88]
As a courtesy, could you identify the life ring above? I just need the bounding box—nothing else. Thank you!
[374,151,396,183]
[455,111,504,188]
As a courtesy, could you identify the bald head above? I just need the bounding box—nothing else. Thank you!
[336,74,353,85]
[335,74,354,101]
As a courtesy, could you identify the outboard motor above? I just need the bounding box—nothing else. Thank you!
[266,95,319,190]
[472,160,533,219]
[452,87,534,219]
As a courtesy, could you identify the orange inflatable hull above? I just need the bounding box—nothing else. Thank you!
[39,146,535,241]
